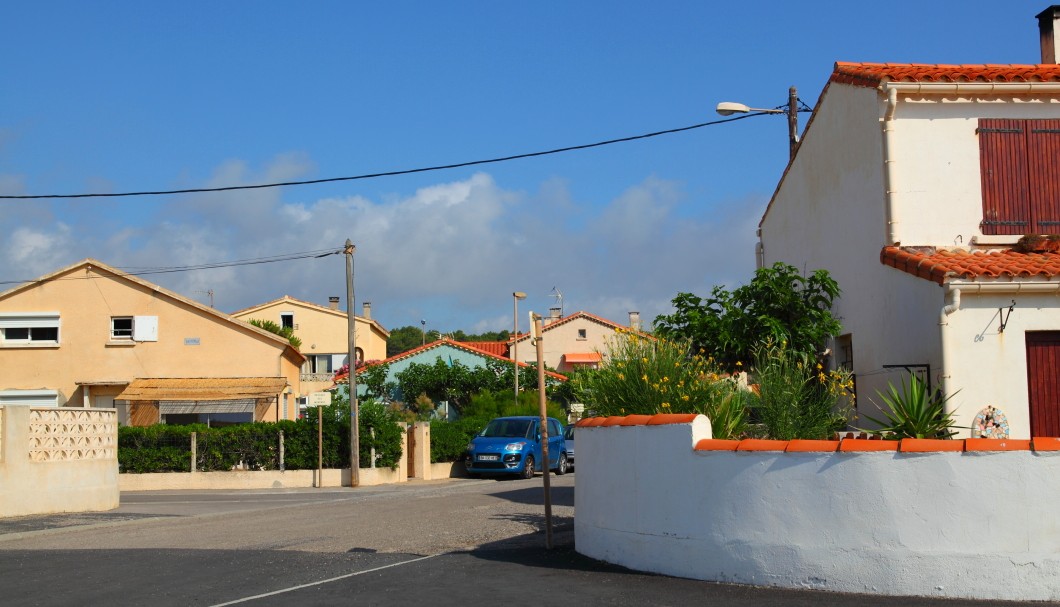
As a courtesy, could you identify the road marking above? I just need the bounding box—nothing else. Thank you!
[207,553,441,606]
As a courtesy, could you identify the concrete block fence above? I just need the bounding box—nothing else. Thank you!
[573,413,1060,602]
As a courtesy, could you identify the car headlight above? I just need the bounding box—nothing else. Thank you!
[505,442,526,451]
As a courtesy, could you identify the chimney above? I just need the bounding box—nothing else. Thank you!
[1038,5,1060,63]
[362,301,372,320]
[548,307,562,324]
[328,296,340,310]
[629,311,641,331]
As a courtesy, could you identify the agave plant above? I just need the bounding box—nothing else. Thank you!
[863,374,959,439]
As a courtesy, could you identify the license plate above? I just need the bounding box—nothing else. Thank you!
[478,455,499,461]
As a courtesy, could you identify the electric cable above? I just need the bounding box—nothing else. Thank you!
[0,113,767,200]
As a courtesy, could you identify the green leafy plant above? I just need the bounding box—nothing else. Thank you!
[862,374,959,439]
[247,318,302,350]
[654,262,841,372]
[571,331,748,438]
[749,341,853,440]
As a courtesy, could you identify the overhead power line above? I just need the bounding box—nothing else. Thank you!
[0,248,342,287]
[0,114,764,200]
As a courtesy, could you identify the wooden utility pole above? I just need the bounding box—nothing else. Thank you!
[533,312,554,549]
[345,239,360,487]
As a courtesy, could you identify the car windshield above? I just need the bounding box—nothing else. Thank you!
[481,419,533,439]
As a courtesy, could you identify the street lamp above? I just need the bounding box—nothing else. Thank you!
[420,319,426,345]
[512,291,527,402]
[716,86,803,160]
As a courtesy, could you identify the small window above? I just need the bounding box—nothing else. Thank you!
[0,313,61,345]
[280,313,294,330]
[577,329,587,340]
[111,317,134,340]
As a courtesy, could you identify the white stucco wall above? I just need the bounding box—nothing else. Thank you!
[0,406,119,517]
[760,85,948,422]
[943,288,1060,438]
[575,416,1060,601]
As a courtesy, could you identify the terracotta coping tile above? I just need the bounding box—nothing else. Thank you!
[693,439,741,451]
[900,438,965,452]
[602,416,627,427]
[646,413,700,426]
[737,439,789,451]
[965,438,1031,451]
[1032,437,1060,451]
[786,439,840,452]
[574,418,595,427]
[620,414,653,426]
[839,439,899,452]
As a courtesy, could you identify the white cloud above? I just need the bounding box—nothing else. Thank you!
[0,155,763,333]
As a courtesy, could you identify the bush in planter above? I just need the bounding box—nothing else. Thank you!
[748,341,853,440]
[861,373,959,439]
[570,331,750,438]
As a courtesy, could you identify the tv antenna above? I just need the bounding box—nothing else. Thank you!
[549,287,564,316]
[194,289,215,308]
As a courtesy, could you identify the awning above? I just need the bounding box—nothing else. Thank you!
[115,377,287,402]
[564,352,603,364]
[159,400,256,414]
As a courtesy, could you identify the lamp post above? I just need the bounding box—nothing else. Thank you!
[512,291,527,402]
[420,319,426,346]
[716,86,802,160]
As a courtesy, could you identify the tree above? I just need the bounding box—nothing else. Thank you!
[247,318,302,350]
[392,357,565,415]
[653,262,842,370]
[387,325,427,357]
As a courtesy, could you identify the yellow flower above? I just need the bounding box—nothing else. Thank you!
[642,374,649,382]
[641,357,648,363]
[681,395,690,402]
[616,373,624,380]
[735,361,742,367]
[662,376,669,382]
[661,402,671,409]
[816,363,823,370]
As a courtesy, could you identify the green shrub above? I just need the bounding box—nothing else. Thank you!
[748,341,853,440]
[430,416,491,463]
[862,373,959,439]
[570,332,749,438]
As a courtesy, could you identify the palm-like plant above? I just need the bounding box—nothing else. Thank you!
[863,374,959,439]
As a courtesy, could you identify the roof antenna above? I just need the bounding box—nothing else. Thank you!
[549,286,564,316]
[194,289,215,308]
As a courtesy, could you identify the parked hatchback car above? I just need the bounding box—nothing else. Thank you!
[465,416,569,478]
[563,424,575,471]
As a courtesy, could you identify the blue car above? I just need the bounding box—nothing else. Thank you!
[465,416,569,478]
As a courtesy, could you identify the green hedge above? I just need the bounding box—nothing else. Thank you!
[430,416,490,463]
[117,399,403,473]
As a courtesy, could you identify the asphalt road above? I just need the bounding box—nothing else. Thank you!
[0,475,1040,606]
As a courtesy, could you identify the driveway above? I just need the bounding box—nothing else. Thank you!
[0,474,1035,606]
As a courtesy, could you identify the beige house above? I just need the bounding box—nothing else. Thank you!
[0,259,305,426]
[511,310,645,373]
[232,296,389,403]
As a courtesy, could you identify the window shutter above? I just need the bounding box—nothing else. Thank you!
[133,316,159,342]
[979,119,1030,235]
[1027,119,1060,233]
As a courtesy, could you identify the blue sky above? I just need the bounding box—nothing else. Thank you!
[0,1,1051,334]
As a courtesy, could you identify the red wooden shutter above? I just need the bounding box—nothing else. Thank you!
[1027,119,1060,234]
[1026,332,1060,437]
[979,119,1030,235]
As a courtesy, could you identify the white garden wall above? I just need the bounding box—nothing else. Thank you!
[0,406,119,517]
[574,414,1060,602]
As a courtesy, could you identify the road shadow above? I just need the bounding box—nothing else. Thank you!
[487,484,574,507]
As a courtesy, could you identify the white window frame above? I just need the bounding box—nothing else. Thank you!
[109,316,158,342]
[111,316,134,340]
[0,313,61,346]
[0,389,59,406]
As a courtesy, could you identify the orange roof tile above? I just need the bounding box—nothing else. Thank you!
[831,62,1060,88]
[460,341,509,357]
[881,246,1060,285]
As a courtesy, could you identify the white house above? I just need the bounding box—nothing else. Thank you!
[759,8,1060,439]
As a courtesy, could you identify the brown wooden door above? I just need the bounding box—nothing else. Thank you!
[1026,332,1060,437]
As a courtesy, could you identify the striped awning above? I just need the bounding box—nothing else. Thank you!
[159,399,256,414]
[116,377,287,402]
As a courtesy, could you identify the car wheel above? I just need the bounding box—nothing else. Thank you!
[521,455,535,479]
[555,453,568,475]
